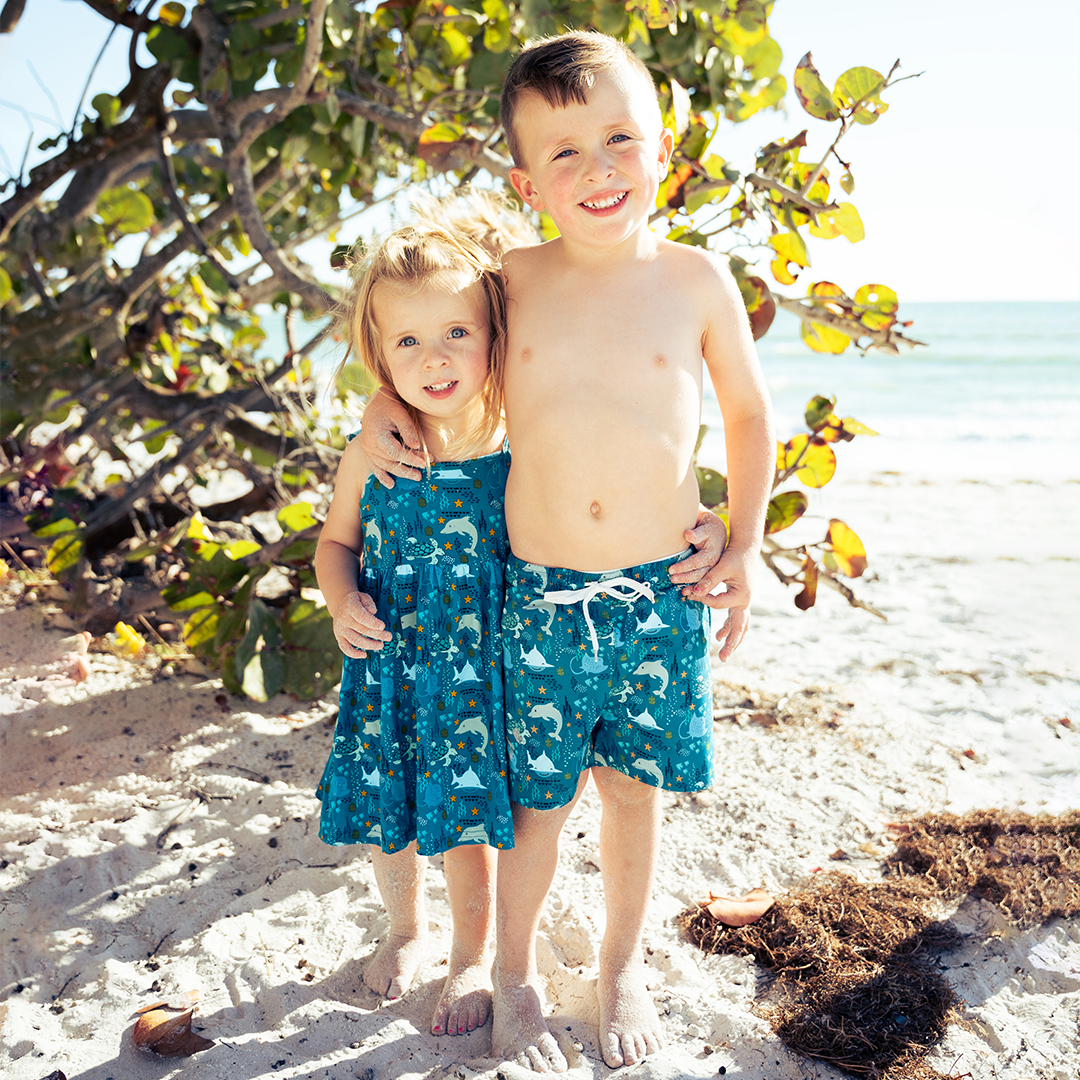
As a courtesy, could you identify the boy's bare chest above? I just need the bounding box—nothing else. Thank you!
[507,281,702,390]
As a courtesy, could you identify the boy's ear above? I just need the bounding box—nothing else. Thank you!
[657,126,675,174]
[510,167,545,212]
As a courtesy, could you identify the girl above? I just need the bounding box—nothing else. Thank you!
[315,212,518,1038]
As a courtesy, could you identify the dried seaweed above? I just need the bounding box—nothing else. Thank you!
[678,809,1080,1078]
[885,809,1080,927]
[679,873,961,1078]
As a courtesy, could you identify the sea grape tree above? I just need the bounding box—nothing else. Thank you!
[0,0,918,698]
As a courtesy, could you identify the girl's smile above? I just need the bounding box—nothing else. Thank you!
[374,277,491,447]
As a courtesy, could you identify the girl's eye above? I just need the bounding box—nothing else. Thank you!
[449,327,468,339]
[398,335,418,348]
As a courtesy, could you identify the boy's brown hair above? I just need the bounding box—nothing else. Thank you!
[500,31,658,167]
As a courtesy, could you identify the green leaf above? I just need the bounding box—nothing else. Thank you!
[97,187,155,235]
[281,598,341,698]
[240,648,286,702]
[145,24,191,65]
[794,53,840,121]
[46,532,83,576]
[91,93,121,129]
[840,170,855,194]
[158,2,186,27]
[278,501,317,534]
[696,466,728,508]
[804,395,837,432]
[832,67,888,124]
[765,491,809,534]
[33,516,78,538]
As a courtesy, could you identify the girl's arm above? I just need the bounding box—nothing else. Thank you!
[359,387,427,486]
[314,437,392,658]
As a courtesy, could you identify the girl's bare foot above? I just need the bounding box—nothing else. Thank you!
[431,950,492,1035]
[491,978,567,1073]
[363,931,428,999]
[596,958,662,1068]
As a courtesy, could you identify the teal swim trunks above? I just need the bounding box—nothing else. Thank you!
[503,552,714,808]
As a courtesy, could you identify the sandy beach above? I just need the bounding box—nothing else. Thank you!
[2,462,1078,1080]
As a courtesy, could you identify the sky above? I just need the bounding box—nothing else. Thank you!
[1,0,1078,303]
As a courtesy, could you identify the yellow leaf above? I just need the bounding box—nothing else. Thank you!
[800,319,851,354]
[113,621,147,657]
[785,434,837,487]
[187,512,214,542]
[827,519,867,577]
[809,202,864,242]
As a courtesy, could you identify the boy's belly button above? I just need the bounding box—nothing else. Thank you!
[590,500,602,517]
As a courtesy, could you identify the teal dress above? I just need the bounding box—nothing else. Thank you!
[317,449,514,855]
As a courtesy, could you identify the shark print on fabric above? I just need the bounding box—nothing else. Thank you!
[503,551,714,808]
[316,448,513,855]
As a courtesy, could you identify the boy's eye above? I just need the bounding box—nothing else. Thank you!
[449,327,468,339]
[554,148,576,159]
[609,133,630,144]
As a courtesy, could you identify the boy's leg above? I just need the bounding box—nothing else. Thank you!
[432,842,497,1036]
[366,842,429,998]
[590,766,664,1067]
[491,775,589,1073]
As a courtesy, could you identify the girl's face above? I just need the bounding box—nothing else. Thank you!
[374,277,491,434]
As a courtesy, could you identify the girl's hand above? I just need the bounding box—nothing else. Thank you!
[671,505,728,587]
[687,546,757,662]
[334,591,391,658]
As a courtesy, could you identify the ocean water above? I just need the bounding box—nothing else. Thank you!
[699,301,1080,483]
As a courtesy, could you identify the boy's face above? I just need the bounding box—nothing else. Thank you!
[508,67,674,251]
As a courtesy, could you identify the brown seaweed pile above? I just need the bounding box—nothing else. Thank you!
[678,810,1080,1079]
[679,872,961,1079]
[885,809,1080,927]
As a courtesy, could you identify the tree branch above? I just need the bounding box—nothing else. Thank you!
[0,62,171,245]
[774,294,927,355]
[745,172,839,214]
[236,0,328,147]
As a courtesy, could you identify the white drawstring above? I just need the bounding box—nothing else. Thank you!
[542,577,655,659]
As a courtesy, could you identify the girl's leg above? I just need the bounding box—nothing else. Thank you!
[366,841,429,999]
[431,842,497,1035]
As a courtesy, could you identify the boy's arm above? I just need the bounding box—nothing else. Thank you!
[358,387,426,487]
[314,437,392,658]
[692,256,775,661]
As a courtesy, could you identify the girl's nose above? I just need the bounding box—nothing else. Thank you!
[422,346,451,369]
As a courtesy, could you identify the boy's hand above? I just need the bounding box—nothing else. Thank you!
[688,546,757,662]
[359,397,425,487]
[333,591,391,658]
[670,506,727,587]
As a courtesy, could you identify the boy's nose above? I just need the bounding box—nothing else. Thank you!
[584,148,616,182]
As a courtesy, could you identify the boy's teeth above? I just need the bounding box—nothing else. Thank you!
[583,192,625,209]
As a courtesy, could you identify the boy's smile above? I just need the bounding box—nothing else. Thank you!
[509,68,673,251]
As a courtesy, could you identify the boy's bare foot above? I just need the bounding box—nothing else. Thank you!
[491,979,567,1073]
[597,959,663,1067]
[363,931,428,999]
[431,951,493,1035]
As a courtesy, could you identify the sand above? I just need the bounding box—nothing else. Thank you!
[1,468,1078,1080]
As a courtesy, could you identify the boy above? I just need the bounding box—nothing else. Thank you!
[362,31,774,1073]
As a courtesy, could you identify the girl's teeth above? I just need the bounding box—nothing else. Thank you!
[427,381,454,391]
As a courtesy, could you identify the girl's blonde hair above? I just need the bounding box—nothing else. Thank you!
[337,189,536,462]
